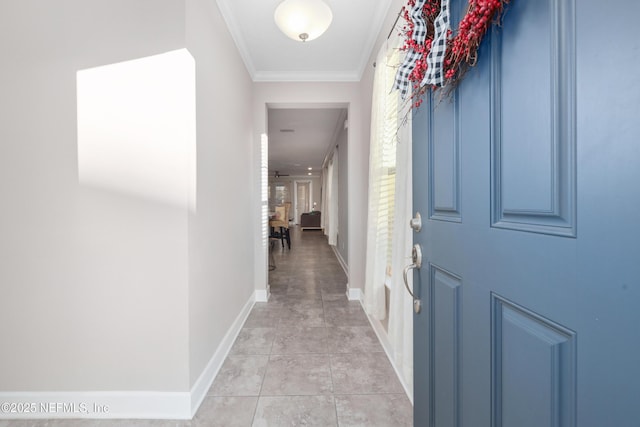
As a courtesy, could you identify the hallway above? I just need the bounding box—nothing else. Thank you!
[198,227,413,425]
[2,228,412,427]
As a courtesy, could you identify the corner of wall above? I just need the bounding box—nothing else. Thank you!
[189,293,255,417]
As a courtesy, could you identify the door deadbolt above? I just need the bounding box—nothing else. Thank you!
[409,212,422,232]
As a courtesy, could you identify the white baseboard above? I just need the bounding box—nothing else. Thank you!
[359,299,414,404]
[347,286,362,301]
[330,245,349,278]
[0,293,257,420]
[254,288,269,302]
[189,293,255,417]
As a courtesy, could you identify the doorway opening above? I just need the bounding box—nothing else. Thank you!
[294,180,312,225]
[265,104,349,278]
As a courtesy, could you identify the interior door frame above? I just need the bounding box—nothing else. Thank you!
[293,179,313,224]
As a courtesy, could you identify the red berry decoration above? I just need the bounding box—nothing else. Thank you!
[397,0,510,107]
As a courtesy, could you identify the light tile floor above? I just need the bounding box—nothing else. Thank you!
[3,227,413,427]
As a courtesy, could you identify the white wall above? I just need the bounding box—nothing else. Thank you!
[0,0,189,393]
[253,83,368,295]
[0,0,255,416]
[185,0,255,389]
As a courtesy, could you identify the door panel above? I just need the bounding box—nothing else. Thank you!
[429,92,461,222]
[497,0,553,215]
[491,294,577,427]
[411,0,640,426]
[432,265,462,427]
[490,0,576,237]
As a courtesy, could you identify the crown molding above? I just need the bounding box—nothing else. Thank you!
[215,0,257,79]
[355,0,395,80]
[253,70,361,83]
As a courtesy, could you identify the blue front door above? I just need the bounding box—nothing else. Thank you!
[411,0,640,426]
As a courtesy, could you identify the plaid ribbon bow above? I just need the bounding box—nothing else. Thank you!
[421,0,450,87]
[393,0,428,99]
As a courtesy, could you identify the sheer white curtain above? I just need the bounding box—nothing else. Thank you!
[325,159,332,239]
[388,97,413,394]
[323,151,339,246]
[364,41,397,319]
[328,148,339,246]
[321,166,328,231]
[364,33,414,393]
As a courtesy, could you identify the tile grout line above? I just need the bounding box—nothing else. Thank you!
[323,291,341,427]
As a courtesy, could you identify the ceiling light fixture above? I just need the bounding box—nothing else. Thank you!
[274,0,333,43]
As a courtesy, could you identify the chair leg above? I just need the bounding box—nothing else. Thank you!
[285,228,291,250]
[280,227,285,248]
[269,239,276,270]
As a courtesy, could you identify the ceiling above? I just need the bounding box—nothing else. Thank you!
[268,108,346,178]
[216,0,394,178]
[216,0,394,82]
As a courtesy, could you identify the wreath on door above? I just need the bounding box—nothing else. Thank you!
[393,0,510,107]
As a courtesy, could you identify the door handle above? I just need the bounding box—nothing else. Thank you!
[403,244,423,313]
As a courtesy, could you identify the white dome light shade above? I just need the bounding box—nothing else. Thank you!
[274,0,333,42]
